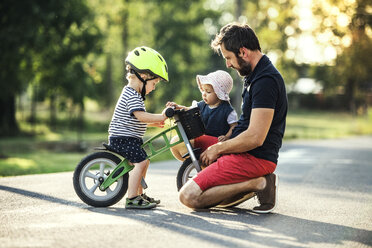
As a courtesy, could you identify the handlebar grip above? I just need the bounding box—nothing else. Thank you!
[165,107,176,117]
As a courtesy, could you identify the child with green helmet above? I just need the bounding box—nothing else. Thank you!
[108,46,169,209]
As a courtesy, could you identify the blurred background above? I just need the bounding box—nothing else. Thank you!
[0,0,371,176]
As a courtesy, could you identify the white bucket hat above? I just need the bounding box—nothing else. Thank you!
[196,70,233,101]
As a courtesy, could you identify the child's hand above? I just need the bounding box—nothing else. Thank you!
[218,135,228,142]
[149,121,165,128]
[166,101,178,108]
[166,101,188,110]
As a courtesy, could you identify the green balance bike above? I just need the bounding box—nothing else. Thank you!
[73,107,255,207]
[73,107,206,207]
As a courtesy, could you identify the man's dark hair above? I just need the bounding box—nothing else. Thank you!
[211,22,261,57]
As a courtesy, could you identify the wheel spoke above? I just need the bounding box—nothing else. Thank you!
[86,172,98,179]
[100,162,105,177]
[89,182,100,193]
[105,187,113,195]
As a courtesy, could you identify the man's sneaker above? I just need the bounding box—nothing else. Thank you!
[141,193,160,204]
[252,173,278,213]
[125,195,156,209]
[217,192,256,208]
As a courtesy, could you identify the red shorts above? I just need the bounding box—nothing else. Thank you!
[194,135,218,152]
[193,135,277,191]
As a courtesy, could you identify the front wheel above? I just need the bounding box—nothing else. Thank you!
[176,158,198,191]
[73,152,128,207]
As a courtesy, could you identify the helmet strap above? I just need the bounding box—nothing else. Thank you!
[131,69,149,100]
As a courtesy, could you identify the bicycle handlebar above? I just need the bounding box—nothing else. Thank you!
[165,107,177,117]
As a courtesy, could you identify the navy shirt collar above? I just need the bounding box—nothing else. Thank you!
[243,54,270,89]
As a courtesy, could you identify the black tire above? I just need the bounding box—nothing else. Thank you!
[73,152,128,207]
[176,158,198,191]
[176,157,254,208]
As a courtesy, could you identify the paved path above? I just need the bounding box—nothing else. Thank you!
[1,136,371,248]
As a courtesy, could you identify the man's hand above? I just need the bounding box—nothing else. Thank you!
[200,143,221,166]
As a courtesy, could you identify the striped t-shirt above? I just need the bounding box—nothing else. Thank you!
[108,86,147,139]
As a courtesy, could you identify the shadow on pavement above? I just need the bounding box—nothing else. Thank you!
[88,206,372,248]
[1,184,372,247]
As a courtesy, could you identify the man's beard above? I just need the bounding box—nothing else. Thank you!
[236,56,252,76]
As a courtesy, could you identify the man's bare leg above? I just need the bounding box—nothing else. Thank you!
[179,177,266,209]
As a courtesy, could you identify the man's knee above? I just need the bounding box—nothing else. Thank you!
[179,180,203,208]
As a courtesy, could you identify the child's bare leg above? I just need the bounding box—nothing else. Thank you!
[128,160,148,198]
[137,159,150,195]
[170,136,194,161]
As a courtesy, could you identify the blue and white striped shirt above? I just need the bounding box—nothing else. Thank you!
[108,86,147,139]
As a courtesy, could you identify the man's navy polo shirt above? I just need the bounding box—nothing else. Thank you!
[230,55,288,164]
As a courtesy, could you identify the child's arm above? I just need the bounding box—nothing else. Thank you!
[218,122,237,142]
[133,111,166,124]
[166,101,191,111]
[218,109,239,142]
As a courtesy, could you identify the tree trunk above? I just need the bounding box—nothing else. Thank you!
[105,53,114,107]
[345,79,356,115]
[50,93,57,130]
[0,93,19,136]
[122,0,130,56]
[29,84,37,133]
[76,102,86,151]
[232,0,243,116]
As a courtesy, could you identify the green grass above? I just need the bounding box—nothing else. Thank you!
[0,127,175,177]
[0,151,84,177]
[285,110,372,139]
[1,109,371,177]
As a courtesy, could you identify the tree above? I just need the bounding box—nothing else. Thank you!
[140,0,221,112]
[198,0,299,112]
[0,1,38,136]
[0,0,102,136]
[312,0,372,113]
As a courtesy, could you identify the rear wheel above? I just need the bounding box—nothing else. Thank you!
[73,152,128,207]
[176,157,255,208]
[176,158,197,191]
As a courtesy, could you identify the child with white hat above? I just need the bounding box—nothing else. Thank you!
[167,70,238,161]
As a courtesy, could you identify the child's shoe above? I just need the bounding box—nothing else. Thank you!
[125,195,156,209]
[141,193,160,204]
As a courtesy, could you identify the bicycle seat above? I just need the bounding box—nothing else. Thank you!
[182,147,202,159]
[94,143,118,153]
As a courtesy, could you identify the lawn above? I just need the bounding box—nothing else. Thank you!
[285,110,372,139]
[1,109,371,177]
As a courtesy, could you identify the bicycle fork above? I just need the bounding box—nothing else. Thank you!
[99,123,201,191]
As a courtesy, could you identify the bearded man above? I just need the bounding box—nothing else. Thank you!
[179,22,288,213]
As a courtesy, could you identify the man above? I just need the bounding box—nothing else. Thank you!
[179,22,288,213]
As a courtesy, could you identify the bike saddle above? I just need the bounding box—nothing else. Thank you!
[94,143,118,153]
[182,147,202,159]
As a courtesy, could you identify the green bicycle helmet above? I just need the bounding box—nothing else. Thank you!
[125,46,169,82]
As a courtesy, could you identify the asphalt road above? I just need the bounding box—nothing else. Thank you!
[1,136,372,248]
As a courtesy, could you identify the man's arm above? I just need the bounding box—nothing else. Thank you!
[200,108,274,165]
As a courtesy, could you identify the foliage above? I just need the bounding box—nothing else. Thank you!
[1,108,372,177]
[311,0,372,113]
[0,0,102,136]
[140,0,222,112]
[3,0,369,138]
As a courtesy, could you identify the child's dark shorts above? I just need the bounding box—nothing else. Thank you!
[109,136,147,163]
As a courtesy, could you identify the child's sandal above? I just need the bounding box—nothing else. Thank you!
[125,195,156,209]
